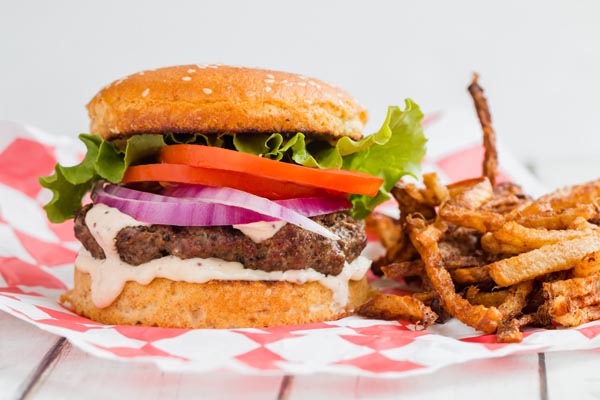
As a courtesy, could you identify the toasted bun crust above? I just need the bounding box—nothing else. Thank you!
[65,269,371,329]
[87,65,367,141]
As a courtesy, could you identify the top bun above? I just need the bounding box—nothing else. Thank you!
[87,65,368,141]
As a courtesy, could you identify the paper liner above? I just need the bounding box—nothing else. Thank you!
[1,117,598,378]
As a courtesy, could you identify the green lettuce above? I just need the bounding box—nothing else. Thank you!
[345,100,427,218]
[40,134,167,222]
[40,99,426,222]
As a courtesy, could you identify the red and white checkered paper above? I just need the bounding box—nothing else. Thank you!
[1,116,599,378]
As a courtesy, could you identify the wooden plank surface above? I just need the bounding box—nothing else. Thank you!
[25,341,284,400]
[0,313,60,400]
[545,350,600,400]
[0,311,544,400]
[290,354,542,400]
[0,313,283,400]
[5,307,600,398]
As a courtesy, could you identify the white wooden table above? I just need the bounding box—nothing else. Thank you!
[3,312,600,400]
[3,160,600,400]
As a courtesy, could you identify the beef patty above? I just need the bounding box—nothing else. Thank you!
[74,204,367,276]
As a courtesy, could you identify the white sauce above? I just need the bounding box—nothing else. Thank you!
[77,204,370,310]
[233,221,287,243]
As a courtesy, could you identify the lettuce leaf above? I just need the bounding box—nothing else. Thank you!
[40,134,167,222]
[40,100,426,222]
[345,100,427,218]
[237,99,427,217]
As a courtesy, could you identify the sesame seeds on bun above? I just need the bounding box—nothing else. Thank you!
[86,64,368,141]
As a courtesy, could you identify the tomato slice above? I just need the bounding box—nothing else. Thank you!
[122,164,345,200]
[159,144,383,196]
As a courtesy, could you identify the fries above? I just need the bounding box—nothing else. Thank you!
[481,233,526,255]
[482,182,531,214]
[423,172,449,205]
[495,320,523,343]
[407,216,501,334]
[488,236,600,287]
[468,73,498,187]
[381,260,424,279]
[392,184,437,219]
[439,203,505,233]
[551,304,600,327]
[370,173,600,339]
[573,251,600,277]
[534,178,600,211]
[448,177,494,209]
[366,212,403,251]
[543,273,600,298]
[466,286,508,307]
[495,281,534,342]
[451,266,491,285]
[513,204,598,230]
[358,293,438,328]
[358,73,600,342]
[371,175,600,339]
[570,217,600,232]
[488,221,590,252]
[366,212,418,275]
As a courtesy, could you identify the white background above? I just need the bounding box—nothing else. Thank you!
[1,0,599,184]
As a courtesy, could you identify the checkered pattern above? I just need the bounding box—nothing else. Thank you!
[1,119,600,378]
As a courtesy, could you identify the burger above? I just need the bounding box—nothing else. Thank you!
[40,64,426,328]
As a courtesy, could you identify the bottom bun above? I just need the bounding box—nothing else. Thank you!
[64,269,371,328]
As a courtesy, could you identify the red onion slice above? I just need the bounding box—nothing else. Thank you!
[95,186,274,226]
[159,184,340,240]
[166,184,351,217]
[275,197,351,217]
[94,184,340,240]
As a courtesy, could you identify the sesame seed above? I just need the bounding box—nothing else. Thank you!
[265,79,275,84]
[280,80,288,84]
[284,82,294,86]
[138,72,145,76]
[299,76,308,80]
[265,86,272,92]
[187,68,196,73]
[315,84,321,89]
[141,88,150,97]
[207,64,219,69]
[337,92,344,97]
[297,81,306,87]
[196,64,207,69]
[114,78,125,86]
[202,88,213,94]
[266,73,274,79]
[304,99,313,104]
[182,76,192,81]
